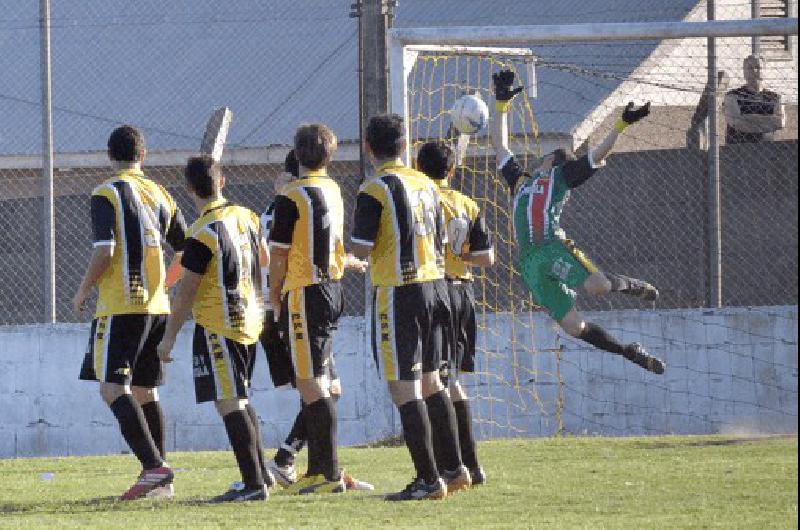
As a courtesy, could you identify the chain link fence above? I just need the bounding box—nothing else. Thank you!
[1,1,798,327]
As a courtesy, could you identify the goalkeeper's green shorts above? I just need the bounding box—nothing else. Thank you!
[518,239,599,322]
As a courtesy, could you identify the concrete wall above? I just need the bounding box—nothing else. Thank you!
[1,306,796,459]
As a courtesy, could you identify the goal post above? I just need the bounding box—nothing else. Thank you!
[386,17,799,438]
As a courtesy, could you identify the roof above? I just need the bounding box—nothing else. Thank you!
[0,0,701,156]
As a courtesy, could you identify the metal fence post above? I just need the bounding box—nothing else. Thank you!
[40,0,56,323]
[707,0,723,308]
[752,0,761,54]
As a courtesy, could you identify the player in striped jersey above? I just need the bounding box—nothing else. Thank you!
[491,69,665,374]
[75,125,186,500]
[157,156,269,502]
[417,141,494,486]
[267,124,352,495]
[352,114,471,501]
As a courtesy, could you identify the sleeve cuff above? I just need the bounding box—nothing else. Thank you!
[351,237,375,247]
[93,240,115,248]
[587,149,606,169]
[468,248,494,256]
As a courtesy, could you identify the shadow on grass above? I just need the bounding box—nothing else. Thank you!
[636,434,797,450]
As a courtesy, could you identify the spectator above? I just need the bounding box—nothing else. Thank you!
[724,54,785,144]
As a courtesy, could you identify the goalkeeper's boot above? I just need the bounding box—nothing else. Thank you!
[469,466,487,486]
[385,477,447,501]
[296,474,346,495]
[210,484,268,503]
[121,465,174,501]
[624,343,666,375]
[266,458,297,487]
[625,279,659,302]
[441,465,472,495]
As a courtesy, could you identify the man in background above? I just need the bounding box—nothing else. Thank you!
[725,54,785,144]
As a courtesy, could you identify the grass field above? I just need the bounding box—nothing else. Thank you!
[0,436,796,529]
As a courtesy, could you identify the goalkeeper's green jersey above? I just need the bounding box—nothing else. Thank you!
[501,154,602,250]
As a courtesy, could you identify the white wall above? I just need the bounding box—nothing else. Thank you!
[0,306,797,459]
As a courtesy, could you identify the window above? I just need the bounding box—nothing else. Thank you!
[757,0,795,61]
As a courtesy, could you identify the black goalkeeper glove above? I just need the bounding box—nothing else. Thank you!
[616,101,651,132]
[492,70,524,112]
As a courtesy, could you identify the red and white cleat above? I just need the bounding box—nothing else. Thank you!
[121,466,175,501]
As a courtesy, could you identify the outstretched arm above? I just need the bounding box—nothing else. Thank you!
[592,101,651,165]
[490,70,525,189]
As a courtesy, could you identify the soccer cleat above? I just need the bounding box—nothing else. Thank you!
[385,477,448,501]
[145,482,175,500]
[469,466,487,486]
[441,466,472,494]
[625,343,666,375]
[210,485,268,503]
[266,458,297,487]
[121,466,175,501]
[297,474,346,495]
[625,279,659,302]
[343,470,375,491]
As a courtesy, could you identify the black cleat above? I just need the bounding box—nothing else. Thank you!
[469,466,487,486]
[626,279,659,302]
[210,485,268,503]
[625,343,666,375]
[385,477,447,501]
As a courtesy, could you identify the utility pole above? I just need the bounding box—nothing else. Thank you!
[707,0,723,308]
[40,0,56,323]
[352,0,396,177]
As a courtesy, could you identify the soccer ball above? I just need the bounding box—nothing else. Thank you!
[450,94,489,134]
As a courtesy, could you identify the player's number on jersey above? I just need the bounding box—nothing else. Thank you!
[447,215,470,256]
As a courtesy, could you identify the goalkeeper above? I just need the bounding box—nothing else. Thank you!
[490,70,665,375]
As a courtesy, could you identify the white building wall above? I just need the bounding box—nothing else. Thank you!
[0,306,796,459]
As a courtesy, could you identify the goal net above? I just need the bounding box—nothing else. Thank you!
[396,21,798,438]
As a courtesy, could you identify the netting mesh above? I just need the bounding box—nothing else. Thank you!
[405,37,798,436]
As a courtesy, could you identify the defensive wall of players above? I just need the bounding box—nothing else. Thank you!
[0,305,796,459]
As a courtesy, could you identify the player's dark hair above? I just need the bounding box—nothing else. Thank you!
[366,114,404,159]
[550,148,577,167]
[284,149,299,177]
[417,141,454,181]
[107,125,145,162]
[294,124,338,171]
[184,156,220,199]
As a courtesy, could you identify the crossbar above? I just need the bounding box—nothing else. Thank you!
[391,18,799,46]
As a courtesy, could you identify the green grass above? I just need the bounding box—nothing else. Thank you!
[0,436,796,529]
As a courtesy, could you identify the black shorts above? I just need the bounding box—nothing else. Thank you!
[279,281,344,380]
[445,280,477,374]
[193,324,256,403]
[259,309,293,388]
[79,314,166,388]
[371,280,451,382]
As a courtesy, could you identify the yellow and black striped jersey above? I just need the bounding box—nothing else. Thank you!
[433,180,493,281]
[352,160,446,287]
[91,168,186,318]
[181,200,264,345]
[269,170,346,293]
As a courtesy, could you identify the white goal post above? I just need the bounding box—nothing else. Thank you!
[388,17,799,165]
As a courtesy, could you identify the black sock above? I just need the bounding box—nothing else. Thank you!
[304,398,338,480]
[245,404,268,481]
[398,400,439,484]
[453,399,479,470]
[223,410,264,490]
[425,390,463,472]
[579,322,626,355]
[140,401,166,461]
[109,395,162,470]
[276,404,307,467]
